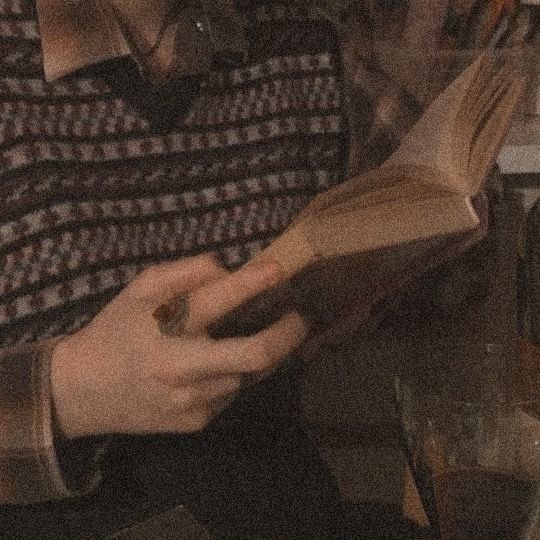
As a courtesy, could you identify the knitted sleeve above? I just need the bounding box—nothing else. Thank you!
[0,337,106,504]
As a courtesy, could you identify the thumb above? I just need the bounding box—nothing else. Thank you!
[126,253,229,307]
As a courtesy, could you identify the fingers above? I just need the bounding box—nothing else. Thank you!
[183,261,283,334]
[170,375,242,406]
[163,376,241,433]
[174,395,238,434]
[128,253,228,306]
[196,311,308,376]
[147,311,307,434]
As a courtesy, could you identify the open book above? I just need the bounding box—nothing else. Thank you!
[254,50,523,278]
[158,51,525,340]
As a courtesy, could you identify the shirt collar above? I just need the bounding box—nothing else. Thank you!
[36,0,248,85]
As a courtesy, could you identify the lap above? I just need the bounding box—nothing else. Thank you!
[2,364,348,539]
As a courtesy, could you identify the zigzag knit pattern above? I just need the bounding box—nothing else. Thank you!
[0,0,348,347]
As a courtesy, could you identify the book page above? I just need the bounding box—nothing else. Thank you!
[382,51,498,196]
[304,193,479,259]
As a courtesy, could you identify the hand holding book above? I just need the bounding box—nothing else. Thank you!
[157,51,525,344]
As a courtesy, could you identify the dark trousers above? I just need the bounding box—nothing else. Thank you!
[1,363,349,539]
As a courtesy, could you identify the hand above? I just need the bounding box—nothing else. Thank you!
[51,254,307,439]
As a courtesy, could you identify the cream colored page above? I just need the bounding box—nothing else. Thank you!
[314,182,454,221]
[382,52,492,197]
[253,190,479,277]
[307,194,480,258]
[469,77,525,190]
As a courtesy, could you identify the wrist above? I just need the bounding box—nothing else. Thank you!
[50,336,96,440]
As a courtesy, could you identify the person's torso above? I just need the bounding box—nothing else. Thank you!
[0,0,348,347]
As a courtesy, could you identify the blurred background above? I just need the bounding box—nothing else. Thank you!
[295,0,540,518]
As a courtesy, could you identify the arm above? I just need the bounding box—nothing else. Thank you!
[0,337,106,505]
[0,254,306,505]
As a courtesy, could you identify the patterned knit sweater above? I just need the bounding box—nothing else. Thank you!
[0,0,348,348]
[0,0,348,505]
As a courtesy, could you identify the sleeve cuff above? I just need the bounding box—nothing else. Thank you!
[38,337,109,501]
[0,337,108,504]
